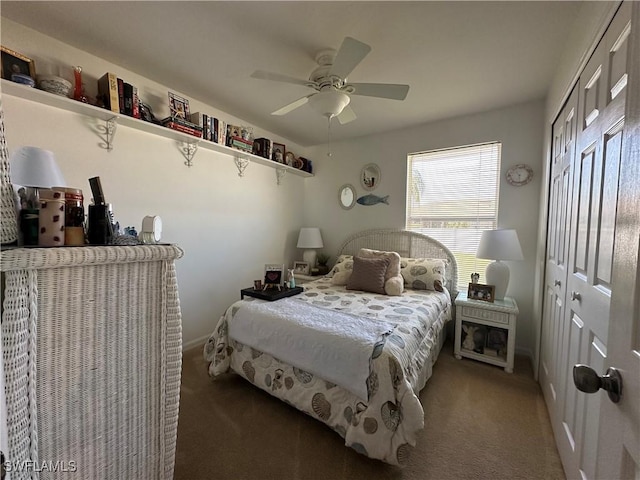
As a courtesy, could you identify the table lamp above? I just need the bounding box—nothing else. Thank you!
[297,227,324,267]
[10,146,66,209]
[10,146,66,245]
[476,229,523,300]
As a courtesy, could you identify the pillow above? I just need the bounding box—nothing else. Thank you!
[358,248,403,296]
[327,254,353,278]
[331,270,352,286]
[400,257,447,292]
[346,256,389,295]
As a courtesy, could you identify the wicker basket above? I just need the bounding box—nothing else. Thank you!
[0,101,19,244]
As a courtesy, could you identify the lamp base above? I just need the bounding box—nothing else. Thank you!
[302,249,317,268]
[485,260,510,300]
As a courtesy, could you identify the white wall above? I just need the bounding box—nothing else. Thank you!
[1,19,312,349]
[304,100,545,358]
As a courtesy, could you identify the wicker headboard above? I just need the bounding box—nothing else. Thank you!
[336,228,459,297]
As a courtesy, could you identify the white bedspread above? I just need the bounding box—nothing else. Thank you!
[229,297,394,401]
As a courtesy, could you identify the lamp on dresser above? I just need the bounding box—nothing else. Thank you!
[297,227,324,268]
[476,229,523,300]
[10,146,66,245]
[10,146,66,208]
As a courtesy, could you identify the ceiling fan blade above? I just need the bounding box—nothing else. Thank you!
[271,95,313,116]
[337,104,357,125]
[328,37,371,79]
[251,70,314,88]
[348,82,409,100]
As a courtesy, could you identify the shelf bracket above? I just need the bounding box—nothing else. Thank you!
[181,142,199,167]
[234,156,250,177]
[98,116,118,151]
[276,167,287,185]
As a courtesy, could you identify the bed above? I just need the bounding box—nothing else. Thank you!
[204,229,458,465]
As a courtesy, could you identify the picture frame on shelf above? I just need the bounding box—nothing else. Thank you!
[467,282,495,303]
[1,46,35,81]
[293,261,310,275]
[264,264,285,289]
[168,91,190,120]
[272,142,285,163]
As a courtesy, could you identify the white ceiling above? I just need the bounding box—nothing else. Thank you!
[1,1,581,147]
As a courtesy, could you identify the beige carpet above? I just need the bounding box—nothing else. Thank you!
[175,340,565,480]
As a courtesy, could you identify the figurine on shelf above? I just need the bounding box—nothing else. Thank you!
[72,66,89,103]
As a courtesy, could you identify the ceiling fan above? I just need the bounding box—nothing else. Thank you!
[250,36,410,125]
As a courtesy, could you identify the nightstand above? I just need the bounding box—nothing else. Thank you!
[454,291,519,373]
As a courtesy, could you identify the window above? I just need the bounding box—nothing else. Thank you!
[406,142,501,290]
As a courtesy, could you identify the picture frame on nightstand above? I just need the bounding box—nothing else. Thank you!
[293,261,310,275]
[467,282,495,302]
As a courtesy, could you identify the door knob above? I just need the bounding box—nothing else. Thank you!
[554,280,561,287]
[571,291,581,301]
[573,364,622,403]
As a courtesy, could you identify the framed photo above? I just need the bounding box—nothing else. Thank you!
[272,142,285,163]
[293,261,310,275]
[1,46,36,81]
[467,282,495,303]
[168,91,190,120]
[264,264,285,287]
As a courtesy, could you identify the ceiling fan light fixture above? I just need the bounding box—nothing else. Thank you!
[308,90,351,119]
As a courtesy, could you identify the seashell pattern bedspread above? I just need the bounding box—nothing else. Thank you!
[204,277,452,465]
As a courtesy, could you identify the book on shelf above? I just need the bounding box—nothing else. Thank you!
[209,117,219,143]
[161,116,202,130]
[161,116,203,138]
[229,136,254,153]
[218,120,227,146]
[132,85,140,119]
[123,82,134,116]
[117,78,125,114]
[253,137,272,159]
[97,72,119,113]
[162,121,203,138]
[190,112,210,141]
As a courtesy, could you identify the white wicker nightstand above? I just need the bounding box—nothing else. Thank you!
[454,291,519,373]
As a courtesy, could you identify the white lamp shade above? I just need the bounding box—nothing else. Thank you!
[297,227,323,268]
[297,227,324,249]
[476,229,523,300]
[10,146,66,187]
[476,229,523,261]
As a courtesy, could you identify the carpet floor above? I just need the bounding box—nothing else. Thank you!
[175,340,565,480]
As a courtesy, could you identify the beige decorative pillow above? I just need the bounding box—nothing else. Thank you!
[400,257,447,292]
[358,248,403,296]
[346,256,389,295]
[327,254,353,278]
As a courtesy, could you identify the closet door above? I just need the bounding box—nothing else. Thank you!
[555,2,631,478]
[540,86,578,426]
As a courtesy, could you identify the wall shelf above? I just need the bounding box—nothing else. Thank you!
[1,79,314,178]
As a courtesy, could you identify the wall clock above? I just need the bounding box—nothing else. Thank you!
[506,164,534,186]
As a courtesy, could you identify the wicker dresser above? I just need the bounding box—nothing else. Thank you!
[1,244,184,479]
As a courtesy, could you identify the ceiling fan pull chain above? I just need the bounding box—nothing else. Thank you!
[327,116,332,157]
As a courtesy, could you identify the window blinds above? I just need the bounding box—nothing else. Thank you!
[406,142,501,290]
